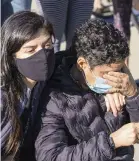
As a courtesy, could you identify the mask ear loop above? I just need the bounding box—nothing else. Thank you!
[92,71,97,78]
[79,66,91,87]
[84,66,96,87]
[89,66,97,78]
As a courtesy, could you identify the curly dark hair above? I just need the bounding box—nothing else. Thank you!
[72,19,129,67]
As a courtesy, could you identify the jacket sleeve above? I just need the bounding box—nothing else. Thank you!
[35,97,115,161]
[125,90,139,122]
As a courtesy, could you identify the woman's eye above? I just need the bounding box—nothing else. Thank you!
[45,43,52,48]
[46,43,50,46]
[25,49,35,53]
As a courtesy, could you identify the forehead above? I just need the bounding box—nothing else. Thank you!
[94,63,124,73]
[22,28,51,47]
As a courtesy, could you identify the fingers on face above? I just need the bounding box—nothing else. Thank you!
[107,71,126,78]
[108,88,123,94]
[106,80,122,88]
[103,72,131,93]
[103,74,124,89]
[103,74,123,83]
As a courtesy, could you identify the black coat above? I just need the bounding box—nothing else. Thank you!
[1,82,46,161]
[35,51,139,161]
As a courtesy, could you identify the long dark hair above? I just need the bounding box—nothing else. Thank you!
[1,11,53,155]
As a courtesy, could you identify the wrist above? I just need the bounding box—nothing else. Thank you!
[110,133,121,149]
[127,87,138,97]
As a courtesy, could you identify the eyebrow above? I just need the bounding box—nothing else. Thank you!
[22,46,37,49]
[42,37,51,45]
[22,37,51,48]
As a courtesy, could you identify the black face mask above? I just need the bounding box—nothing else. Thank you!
[15,48,55,81]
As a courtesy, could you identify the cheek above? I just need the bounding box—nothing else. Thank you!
[15,52,35,59]
[15,51,20,59]
[83,68,95,85]
[99,72,104,78]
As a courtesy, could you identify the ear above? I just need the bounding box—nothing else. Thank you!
[77,57,88,71]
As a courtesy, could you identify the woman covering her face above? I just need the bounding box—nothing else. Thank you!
[1,11,55,161]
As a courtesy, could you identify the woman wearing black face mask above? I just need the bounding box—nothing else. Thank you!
[1,11,55,161]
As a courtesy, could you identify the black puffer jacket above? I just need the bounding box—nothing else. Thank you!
[35,51,139,161]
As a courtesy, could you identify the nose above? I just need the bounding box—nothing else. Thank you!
[36,46,43,52]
